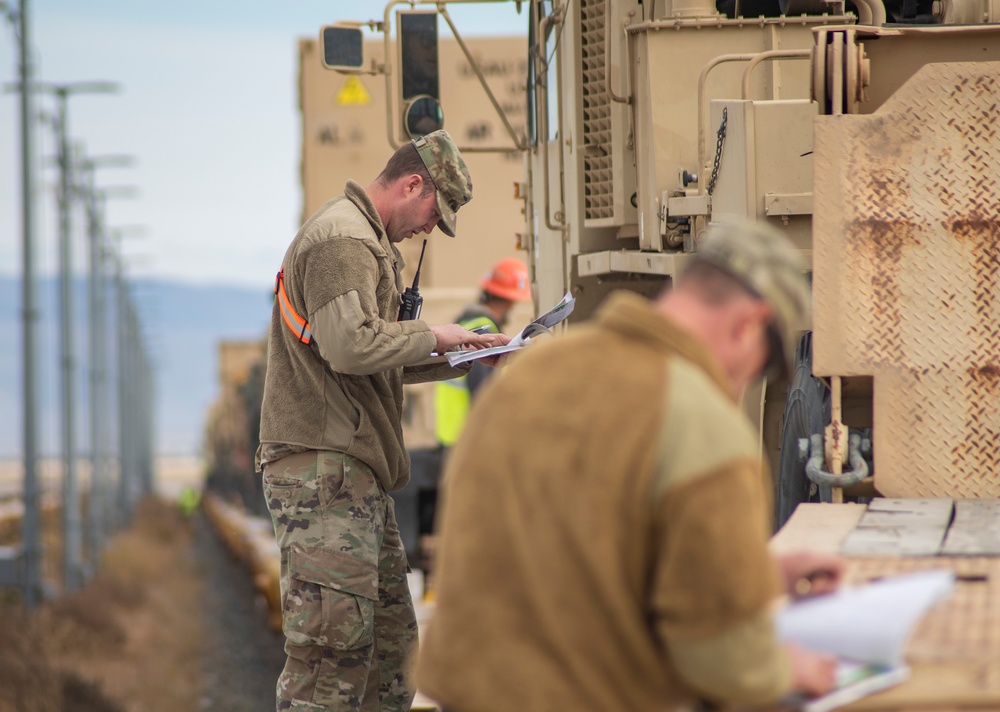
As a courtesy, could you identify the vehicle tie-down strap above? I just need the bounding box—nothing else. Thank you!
[274,267,312,344]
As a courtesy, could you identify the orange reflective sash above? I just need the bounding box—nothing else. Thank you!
[274,267,312,344]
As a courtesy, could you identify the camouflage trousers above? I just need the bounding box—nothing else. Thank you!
[263,451,417,711]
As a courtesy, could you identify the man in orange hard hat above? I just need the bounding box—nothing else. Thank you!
[434,257,532,449]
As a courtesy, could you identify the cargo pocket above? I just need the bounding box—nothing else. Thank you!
[263,474,312,553]
[286,544,378,652]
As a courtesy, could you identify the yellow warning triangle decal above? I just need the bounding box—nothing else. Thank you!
[336,77,372,106]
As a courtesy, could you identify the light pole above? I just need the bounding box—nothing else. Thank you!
[108,226,147,525]
[135,315,155,498]
[77,158,135,569]
[39,81,119,593]
[0,0,43,609]
[83,179,107,567]
[93,187,138,538]
[133,322,155,500]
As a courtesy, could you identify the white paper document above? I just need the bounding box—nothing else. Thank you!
[445,291,575,366]
[777,568,955,667]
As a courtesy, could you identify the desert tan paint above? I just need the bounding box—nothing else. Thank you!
[298,37,531,292]
[813,59,1000,498]
[298,36,534,448]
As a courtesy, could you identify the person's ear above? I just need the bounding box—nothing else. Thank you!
[753,301,774,334]
[727,301,748,338]
[732,300,772,350]
[403,174,423,197]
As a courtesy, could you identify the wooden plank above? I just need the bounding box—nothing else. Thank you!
[940,499,1000,556]
[865,497,954,518]
[841,526,948,557]
[769,502,867,555]
[841,499,954,557]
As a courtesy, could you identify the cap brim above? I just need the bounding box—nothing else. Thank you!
[436,190,457,237]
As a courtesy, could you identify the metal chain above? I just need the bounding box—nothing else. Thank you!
[706,107,728,197]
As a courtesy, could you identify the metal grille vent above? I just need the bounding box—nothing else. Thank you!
[581,0,613,220]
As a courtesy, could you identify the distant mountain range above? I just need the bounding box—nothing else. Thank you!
[0,274,272,457]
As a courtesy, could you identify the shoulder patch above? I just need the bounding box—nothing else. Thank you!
[654,357,758,498]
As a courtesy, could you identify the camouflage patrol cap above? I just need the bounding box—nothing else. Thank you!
[412,129,473,237]
[689,220,811,380]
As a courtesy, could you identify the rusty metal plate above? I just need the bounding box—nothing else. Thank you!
[813,62,1000,498]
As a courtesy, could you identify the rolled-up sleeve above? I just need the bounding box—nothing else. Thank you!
[311,290,437,375]
[667,609,791,705]
[652,463,792,705]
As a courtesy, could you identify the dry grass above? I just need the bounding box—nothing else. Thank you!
[0,497,204,712]
[0,608,64,712]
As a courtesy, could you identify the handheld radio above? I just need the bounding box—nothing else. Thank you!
[398,239,427,321]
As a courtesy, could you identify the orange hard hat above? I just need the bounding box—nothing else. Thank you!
[480,258,531,302]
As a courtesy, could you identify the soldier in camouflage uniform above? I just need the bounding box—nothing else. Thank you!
[257,130,505,711]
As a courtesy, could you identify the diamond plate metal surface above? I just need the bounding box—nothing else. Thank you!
[814,62,1000,498]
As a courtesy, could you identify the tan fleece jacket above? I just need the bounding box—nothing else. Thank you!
[257,181,467,491]
[418,291,791,712]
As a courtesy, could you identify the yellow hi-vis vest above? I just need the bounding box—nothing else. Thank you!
[434,313,499,446]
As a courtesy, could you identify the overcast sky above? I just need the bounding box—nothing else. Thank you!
[0,1,528,288]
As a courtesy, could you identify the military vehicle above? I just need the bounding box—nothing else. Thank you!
[322,0,1000,702]
[321,0,1000,513]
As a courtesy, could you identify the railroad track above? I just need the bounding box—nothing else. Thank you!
[201,492,282,632]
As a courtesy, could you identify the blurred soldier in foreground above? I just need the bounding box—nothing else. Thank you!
[418,221,842,711]
[257,129,507,712]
